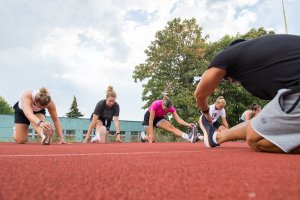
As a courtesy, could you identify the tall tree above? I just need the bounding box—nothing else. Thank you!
[133,18,275,128]
[0,96,14,114]
[66,96,84,118]
[133,18,208,123]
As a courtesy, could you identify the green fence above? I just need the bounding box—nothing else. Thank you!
[0,114,144,142]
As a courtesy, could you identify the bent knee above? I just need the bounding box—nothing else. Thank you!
[14,138,27,144]
[100,126,107,133]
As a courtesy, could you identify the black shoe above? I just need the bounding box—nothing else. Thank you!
[199,115,219,148]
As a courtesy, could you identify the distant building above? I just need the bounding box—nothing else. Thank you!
[0,114,144,142]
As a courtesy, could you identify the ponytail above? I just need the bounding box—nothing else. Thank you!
[106,85,117,98]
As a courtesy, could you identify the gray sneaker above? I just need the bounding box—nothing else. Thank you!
[187,126,197,143]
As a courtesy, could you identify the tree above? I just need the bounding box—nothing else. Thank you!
[65,96,84,118]
[0,96,14,114]
[133,19,274,129]
[133,18,208,123]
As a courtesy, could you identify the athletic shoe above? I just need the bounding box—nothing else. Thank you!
[140,131,146,143]
[187,126,197,143]
[91,136,100,143]
[196,133,204,142]
[41,133,52,145]
[199,115,219,147]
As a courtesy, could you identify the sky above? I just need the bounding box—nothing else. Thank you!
[0,0,299,121]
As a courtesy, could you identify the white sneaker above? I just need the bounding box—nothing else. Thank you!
[91,136,100,143]
[41,133,52,145]
[140,131,146,143]
[196,133,204,141]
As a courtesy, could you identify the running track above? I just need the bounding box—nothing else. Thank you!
[0,142,299,200]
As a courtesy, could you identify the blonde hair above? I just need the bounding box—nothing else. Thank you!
[106,85,117,98]
[35,87,51,106]
[215,96,226,105]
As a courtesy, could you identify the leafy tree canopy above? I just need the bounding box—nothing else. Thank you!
[0,96,14,115]
[133,17,274,127]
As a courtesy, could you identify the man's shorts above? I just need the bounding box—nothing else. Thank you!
[251,89,300,153]
[13,102,46,125]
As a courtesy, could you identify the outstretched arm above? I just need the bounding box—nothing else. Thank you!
[194,67,226,119]
[113,116,123,143]
[83,114,98,143]
[47,101,66,144]
[172,111,194,128]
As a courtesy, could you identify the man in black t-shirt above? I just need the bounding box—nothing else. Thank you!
[195,34,300,154]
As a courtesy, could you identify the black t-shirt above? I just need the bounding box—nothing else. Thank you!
[93,100,120,121]
[209,34,300,100]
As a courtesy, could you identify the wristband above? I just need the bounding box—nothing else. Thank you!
[37,120,43,127]
[201,108,210,114]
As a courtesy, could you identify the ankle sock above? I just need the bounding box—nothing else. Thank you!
[182,133,189,140]
[212,132,217,144]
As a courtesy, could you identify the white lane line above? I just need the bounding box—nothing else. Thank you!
[0,150,201,157]
[0,148,251,158]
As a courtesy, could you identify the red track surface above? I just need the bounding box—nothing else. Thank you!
[0,142,299,200]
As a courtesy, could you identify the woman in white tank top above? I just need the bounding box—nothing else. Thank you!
[13,87,67,145]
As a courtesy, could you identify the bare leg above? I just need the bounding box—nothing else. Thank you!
[218,125,228,132]
[157,120,184,137]
[95,120,107,143]
[199,118,249,145]
[246,124,284,153]
[14,124,29,144]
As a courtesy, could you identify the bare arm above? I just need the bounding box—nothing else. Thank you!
[245,111,252,121]
[148,110,156,142]
[21,91,42,126]
[172,111,193,128]
[83,114,98,143]
[221,116,229,129]
[113,116,123,143]
[194,67,226,119]
[47,101,63,138]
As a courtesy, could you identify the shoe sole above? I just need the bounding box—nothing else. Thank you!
[91,137,100,143]
[199,115,212,148]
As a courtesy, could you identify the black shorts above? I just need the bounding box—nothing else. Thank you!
[13,102,46,125]
[142,111,165,128]
[212,121,222,129]
[90,114,111,131]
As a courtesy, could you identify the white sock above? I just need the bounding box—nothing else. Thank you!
[95,132,100,139]
[212,132,218,144]
[40,132,46,139]
[182,133,189,140]
[198,135,204,141]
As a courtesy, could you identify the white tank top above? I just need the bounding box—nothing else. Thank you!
[18,90,43,112]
